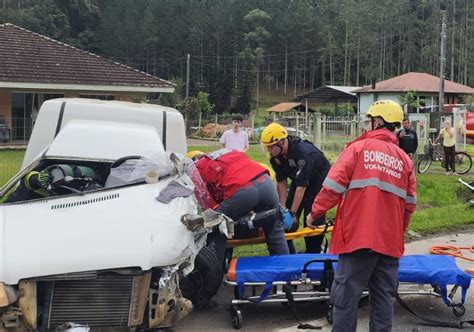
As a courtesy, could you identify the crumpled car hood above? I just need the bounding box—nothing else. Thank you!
[0,178,199,285]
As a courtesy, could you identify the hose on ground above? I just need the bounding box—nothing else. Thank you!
[429,245,474,262]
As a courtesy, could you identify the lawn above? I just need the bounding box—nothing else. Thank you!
[0,150,25,185]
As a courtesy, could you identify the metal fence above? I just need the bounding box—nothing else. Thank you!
[0,117,34,142]
[186,113,359,161]
[312,115,359,158]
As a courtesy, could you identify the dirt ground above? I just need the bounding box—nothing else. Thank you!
[177,230,474,331]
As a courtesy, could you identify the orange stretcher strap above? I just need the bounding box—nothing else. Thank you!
[227,258,238,281]
[226,226,333,248]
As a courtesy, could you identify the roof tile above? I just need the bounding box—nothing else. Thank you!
[0,23,173,89]
[352,72,474,94]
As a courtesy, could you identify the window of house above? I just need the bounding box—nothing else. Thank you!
[11,93,64,141]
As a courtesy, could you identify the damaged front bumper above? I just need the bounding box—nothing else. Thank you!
[148,267,193,329]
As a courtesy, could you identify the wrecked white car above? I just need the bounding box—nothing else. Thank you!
[0,99,223,331]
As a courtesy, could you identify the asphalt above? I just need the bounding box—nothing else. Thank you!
[177,229,474,332]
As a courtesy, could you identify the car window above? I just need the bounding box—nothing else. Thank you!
[0,159,40,199]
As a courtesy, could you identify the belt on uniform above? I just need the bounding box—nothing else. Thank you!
[241,172,268,189]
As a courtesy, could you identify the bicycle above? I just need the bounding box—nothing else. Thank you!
[417,138,472,174]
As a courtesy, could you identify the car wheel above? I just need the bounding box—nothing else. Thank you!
[180,242,223,308]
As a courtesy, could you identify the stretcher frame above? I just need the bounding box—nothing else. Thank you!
[226,225,334,248]
[224,255,469,330]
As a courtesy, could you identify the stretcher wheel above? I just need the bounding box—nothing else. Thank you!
[231,306,243,329]
[452,304,465,317]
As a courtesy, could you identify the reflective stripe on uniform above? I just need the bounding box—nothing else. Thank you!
[405,195,417,204]
[323,177,347,194]
[348,177,408,201]
[207,148,232,160]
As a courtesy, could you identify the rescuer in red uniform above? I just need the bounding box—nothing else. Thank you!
[306,100,417,332]
[195,149,289,264]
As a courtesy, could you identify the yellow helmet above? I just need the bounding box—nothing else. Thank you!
[366,100,404,124]
[260,123,288,146]
[186,150,205,160]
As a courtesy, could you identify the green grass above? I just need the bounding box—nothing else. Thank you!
[0,150,25,185]
[466,144,474,155]
[410,172,474,234]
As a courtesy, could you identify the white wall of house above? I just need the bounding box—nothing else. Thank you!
[358,93,401,121]
[359,92,443,122]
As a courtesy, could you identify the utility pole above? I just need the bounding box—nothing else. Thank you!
[185,54,190,99]
[438,9,447,113]
[257,65,260,110]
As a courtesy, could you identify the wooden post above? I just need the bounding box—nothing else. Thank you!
[350,116,356,137]
[313,113,322,147]
[296,112,299,137]
[213,113,218,137]
[305,99,309,131]
[322,115,326,141]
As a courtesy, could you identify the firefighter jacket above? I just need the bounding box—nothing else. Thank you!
[195,149,268,205]
[311,129,416,258]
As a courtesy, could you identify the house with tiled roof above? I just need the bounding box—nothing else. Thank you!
[352,72,474,118]
[0,23,174,141]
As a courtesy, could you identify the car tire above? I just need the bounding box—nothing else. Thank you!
[180,242,223,308]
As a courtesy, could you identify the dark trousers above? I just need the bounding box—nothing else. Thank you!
[286,183,325,253]
[331,250,399,332]
[444,145,456,172]
[210,175,289,265]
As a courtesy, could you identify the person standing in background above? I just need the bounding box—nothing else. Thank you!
[434,119,456,175]
[397,118,418,158]
[220,115,249,152]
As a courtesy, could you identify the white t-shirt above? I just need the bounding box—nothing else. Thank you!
[219,129,249,152]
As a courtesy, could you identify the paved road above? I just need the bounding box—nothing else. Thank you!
[177,230,474,331]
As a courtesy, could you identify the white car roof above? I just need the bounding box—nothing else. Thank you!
[45,119,165,160]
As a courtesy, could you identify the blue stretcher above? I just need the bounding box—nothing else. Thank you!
[225,254,472,329]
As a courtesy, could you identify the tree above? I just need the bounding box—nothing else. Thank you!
[242,9,272,109]
[236,83,251,115]
[196,91,214,115]
[19,0,71,41]
[54,0,100,49]
[236,47,254,115]
[399,90,422,113]
[158,78,183,109]
[2,0,472,95]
